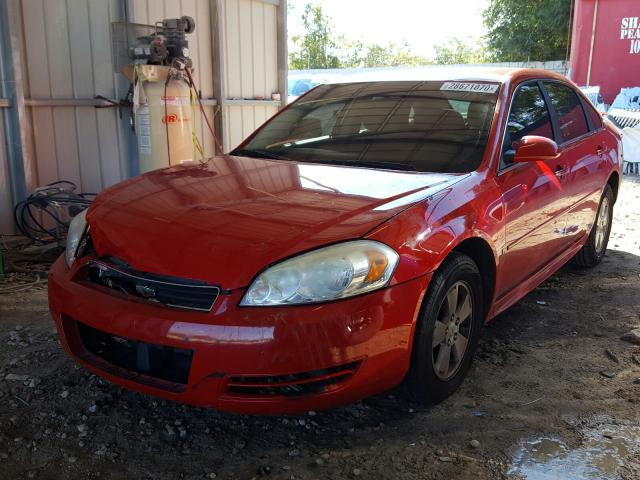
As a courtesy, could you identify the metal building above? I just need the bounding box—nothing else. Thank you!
[0,0,287,234]
[569,0,640,104]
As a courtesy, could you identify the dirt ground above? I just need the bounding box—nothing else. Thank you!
[1,177,639,480]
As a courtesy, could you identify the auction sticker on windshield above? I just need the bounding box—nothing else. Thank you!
[440,82,500,93]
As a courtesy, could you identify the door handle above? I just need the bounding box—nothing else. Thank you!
[596,145,605,155]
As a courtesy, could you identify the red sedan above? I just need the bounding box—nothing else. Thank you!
[48,69,621,414]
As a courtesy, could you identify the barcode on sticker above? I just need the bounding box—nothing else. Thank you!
[440,82,500,93]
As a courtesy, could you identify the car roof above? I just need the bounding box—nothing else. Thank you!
[326,67,570,86]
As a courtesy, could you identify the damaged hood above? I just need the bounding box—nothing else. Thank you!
[88,156,462,288]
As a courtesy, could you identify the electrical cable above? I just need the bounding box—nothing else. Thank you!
[164,69,172,165]
[190,82,205,162]
[192,85,197,161]
[185,67,223,153]
[12,181,95,244]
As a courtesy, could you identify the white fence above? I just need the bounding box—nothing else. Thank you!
[290,60,569,79]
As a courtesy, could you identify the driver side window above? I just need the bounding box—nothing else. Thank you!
[503,83,554,167]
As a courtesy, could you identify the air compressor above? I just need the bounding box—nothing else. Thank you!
[121,16,200,173]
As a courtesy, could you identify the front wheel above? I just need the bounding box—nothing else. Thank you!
[573,184,614,268]
[402,252,483,405]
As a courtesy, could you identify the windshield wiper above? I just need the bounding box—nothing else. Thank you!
[231,148,289,160]
[312,160,416,171]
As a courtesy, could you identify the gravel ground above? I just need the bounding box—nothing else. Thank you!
[1,177,639,480]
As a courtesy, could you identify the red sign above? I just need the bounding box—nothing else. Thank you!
[569,0,640,103]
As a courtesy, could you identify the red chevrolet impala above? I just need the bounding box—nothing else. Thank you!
[48,69,621,414]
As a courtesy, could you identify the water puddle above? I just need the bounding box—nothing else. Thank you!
[508,419,640,479]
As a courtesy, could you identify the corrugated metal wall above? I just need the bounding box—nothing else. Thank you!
[0,0,286,232]
[16,0,220,196]
[20,0,128,194]
[218,0,282,151]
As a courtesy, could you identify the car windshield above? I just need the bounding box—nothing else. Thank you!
[235,80,500,173]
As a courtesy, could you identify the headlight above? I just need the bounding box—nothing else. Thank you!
[241,240,399,306]
[65,209,88,268]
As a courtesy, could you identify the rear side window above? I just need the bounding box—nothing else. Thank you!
[507,83,554,144]
[583,101,603,130]
[543,82,589,142]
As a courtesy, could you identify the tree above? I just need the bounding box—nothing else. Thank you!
[289,4,341,69]
[288,3,429,70]
[483,0,571,61]
[342,40,429,68]
[432,38,490,65]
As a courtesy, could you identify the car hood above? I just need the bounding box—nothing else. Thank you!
[88,156,463,289]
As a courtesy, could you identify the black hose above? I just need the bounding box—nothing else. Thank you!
[12,181,95,244]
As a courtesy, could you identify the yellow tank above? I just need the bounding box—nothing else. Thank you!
[132,65,194,172]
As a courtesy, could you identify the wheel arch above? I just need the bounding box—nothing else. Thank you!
[401,234,495,403]
[450,236,497,319]
[607,171,620,203]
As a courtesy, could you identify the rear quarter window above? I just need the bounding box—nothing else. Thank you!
[583,100,604,130]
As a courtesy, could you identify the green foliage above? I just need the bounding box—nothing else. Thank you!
[289,0,571,70]
[483,0,571,61]
[289,3,429,69]
[342,40,429,68]
[289,4,341,69]
[432,38,490,65]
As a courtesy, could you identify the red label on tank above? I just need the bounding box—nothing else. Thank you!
[162,114,178,123]
[161,114,191,124]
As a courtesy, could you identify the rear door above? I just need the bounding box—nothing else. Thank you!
[495,82,573,296]
[541,81,611,244]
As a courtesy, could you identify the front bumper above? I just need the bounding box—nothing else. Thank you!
[48,256,430,414]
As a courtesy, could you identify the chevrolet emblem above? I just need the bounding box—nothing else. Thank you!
[135,284,156,298]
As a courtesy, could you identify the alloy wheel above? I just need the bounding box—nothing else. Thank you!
[432,281,473,381]
[595,196,610,254]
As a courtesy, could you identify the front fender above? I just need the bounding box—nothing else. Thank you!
[365,174,504,285]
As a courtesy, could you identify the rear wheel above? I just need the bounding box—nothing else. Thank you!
[573,184,613,268]
[403,252,483,405]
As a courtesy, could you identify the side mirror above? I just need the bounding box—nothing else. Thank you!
[513,135,559,162]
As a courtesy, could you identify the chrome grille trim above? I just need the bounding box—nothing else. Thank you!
[84,259,220,312]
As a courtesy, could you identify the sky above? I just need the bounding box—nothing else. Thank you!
[288,0,489,59]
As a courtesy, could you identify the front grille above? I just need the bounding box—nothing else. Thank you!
[76,320,193,389]
[226,361,361,397]
[83,260,220,312]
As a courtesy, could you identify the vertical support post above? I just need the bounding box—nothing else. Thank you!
[276,0,288,109]
[121,0,140,177]
[586,0,599,86]
[211,0,226,154]
[0,0,36,201]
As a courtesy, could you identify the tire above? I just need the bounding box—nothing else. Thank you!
[572,184,614,268]
[402,252,483,405]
